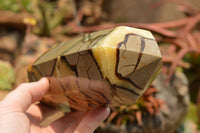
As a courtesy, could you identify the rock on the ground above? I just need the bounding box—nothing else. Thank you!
[14,34,55,86]
[0,28,24,61]
[96,71,190,133]
[102,0,200,23]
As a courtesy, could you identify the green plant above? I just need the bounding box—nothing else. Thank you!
[0,61,15,90]
[0,0,32,12]
[31,0,70,36]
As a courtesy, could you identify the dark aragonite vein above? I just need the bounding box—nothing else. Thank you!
[61,56,78,77]
[64,94,78,103]
[33,65,45,77]
[130,37,145,73]
[113,84,140,96]
[115,33,155,90]
[50,58,57,76]
[115,34,144,90]
[88,83,110,104]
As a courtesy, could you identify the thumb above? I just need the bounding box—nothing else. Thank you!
[0,78,49,112]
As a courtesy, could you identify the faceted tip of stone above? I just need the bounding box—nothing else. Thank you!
[27,26,162,114]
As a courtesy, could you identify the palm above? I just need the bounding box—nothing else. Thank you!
[26,104,85,133]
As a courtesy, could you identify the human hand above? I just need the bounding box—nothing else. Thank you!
[0,78,110,133]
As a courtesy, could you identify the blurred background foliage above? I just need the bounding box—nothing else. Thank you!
[0,0,32,12]
[0,60,15,90]
[0,0,200,132]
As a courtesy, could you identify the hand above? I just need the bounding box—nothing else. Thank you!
[0,78,110,133]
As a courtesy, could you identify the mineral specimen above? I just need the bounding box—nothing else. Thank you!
[27,26,162,113]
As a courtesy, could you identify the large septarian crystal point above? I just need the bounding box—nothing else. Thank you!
[28,26,162,112]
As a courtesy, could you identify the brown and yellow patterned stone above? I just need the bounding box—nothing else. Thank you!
[27,26,162,112]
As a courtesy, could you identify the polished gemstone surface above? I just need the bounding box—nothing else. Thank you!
[28,26,162,112]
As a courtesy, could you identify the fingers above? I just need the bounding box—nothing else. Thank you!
[74,107,110,133]
[47,107,110,133]
[49,111,87,133]
[0,78,49,112]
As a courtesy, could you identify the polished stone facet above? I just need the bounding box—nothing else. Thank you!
[28,26,162,112]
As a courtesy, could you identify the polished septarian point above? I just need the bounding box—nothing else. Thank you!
[28,26,162,112]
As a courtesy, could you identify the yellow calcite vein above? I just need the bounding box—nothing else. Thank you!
[92,26,154,94]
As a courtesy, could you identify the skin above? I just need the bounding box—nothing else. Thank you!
[0,78,110,133]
